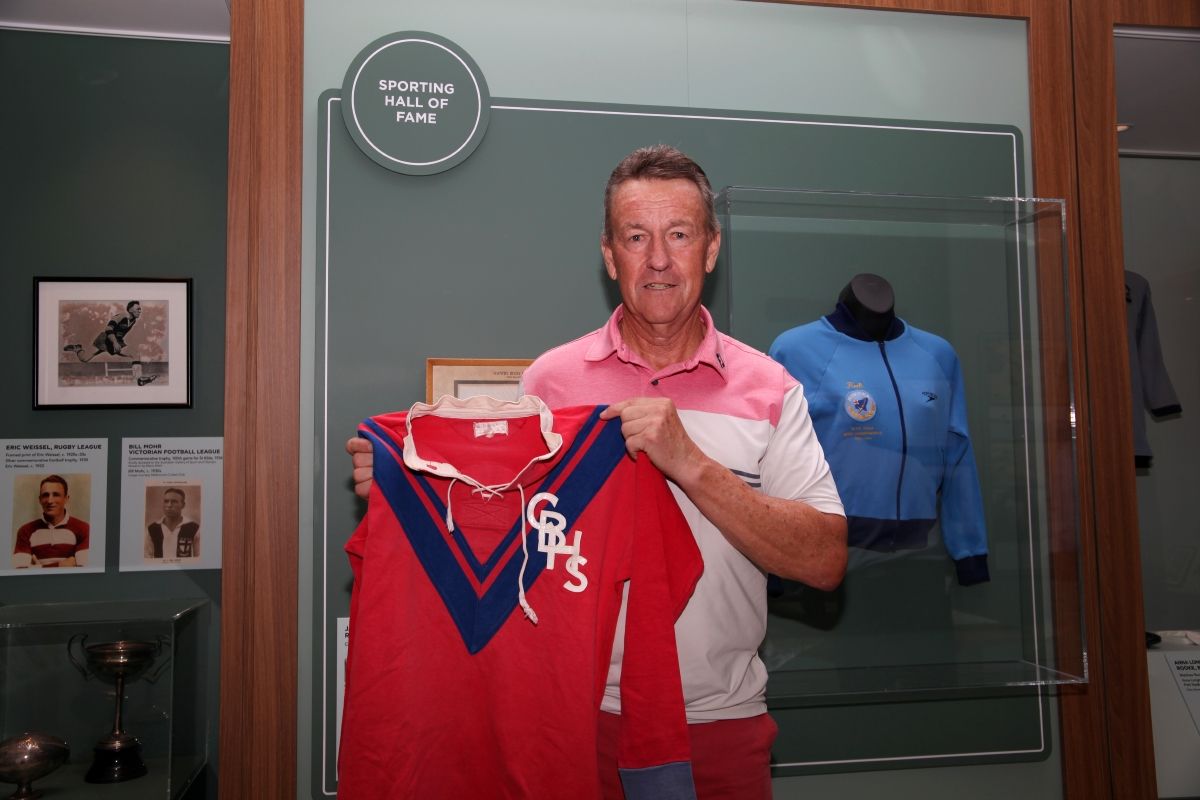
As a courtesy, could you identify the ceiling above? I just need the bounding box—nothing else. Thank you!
[1,9,1196,157]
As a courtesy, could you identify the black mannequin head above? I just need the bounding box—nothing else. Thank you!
[838,273,895,341]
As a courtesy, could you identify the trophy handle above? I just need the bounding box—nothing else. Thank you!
[141,635,173,685]
[67,632,91,680]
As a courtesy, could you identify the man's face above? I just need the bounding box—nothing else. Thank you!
[39,482,68,522]
[163,491,185,518]
[129,303,142,318]
[601,178,720,335]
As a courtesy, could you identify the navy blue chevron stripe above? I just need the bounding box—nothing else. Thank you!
[362,407,628,654]
[361,417,402,459]
[468,405,608,573]
[361,424,483,651]
[365,415,527,582]
[411,406,608,582]
[363,416,528,582]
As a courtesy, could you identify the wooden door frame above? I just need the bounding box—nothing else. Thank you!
[1061,3,1200,796]
[220,0,1194,796]
[219,0,302,795]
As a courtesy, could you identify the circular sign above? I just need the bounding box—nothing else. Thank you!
[341,32,490,175]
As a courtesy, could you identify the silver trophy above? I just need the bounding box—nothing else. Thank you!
[67,636,162,783]
[0,732,69,800]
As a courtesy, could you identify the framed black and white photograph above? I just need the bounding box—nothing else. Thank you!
[34,278,192,409]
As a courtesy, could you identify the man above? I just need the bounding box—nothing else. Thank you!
[348,145,847,798]
[145,487,200,560]
[13,475,90,568]
[64,300,141,362]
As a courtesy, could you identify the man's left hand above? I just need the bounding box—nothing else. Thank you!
[599,398,703,485]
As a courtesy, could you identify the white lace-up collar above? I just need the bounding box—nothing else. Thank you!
[402,394,561,486]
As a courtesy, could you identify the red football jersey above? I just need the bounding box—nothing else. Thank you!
[13,515,90,568]
[338,397,701,800]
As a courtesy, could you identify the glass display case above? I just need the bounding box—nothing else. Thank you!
[716,186,1084,702]
[0,598,208,798]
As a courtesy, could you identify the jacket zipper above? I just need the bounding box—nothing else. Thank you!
[879,341,906,520]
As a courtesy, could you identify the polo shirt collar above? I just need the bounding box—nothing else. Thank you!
[585,305,729,381]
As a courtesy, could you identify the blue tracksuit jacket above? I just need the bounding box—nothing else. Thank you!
[769,304,989,585]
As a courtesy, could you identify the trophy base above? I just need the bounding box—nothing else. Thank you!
[7,782,45,800]
[84,735,147,784]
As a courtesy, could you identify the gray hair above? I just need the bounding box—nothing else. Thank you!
[603,145,719,240]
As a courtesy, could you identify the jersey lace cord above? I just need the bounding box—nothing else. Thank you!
[444,477,540,625]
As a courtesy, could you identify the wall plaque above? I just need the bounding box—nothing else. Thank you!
[341,31,490,175]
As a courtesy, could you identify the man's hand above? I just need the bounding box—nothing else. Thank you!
[346,437,374,499]
[599,398,703,486]
[601,397,846,589]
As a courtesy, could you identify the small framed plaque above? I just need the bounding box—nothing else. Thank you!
[425,358,533,404]
[34,278,193,409]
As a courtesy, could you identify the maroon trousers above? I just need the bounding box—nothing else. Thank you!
[598,710,778,800]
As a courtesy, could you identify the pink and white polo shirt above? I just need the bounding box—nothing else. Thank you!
[522,305,843,721]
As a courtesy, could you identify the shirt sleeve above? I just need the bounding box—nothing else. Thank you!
[339,417,381,785]
[72,519,90,567]
[1133,278,1182,417]
[12,524,33,568]
[617,456,700,800]
[940,352,990,585]
[760,384,844,515]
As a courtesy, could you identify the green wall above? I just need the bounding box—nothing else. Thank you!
[300,3,1062,798]
[0,29,228,798]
